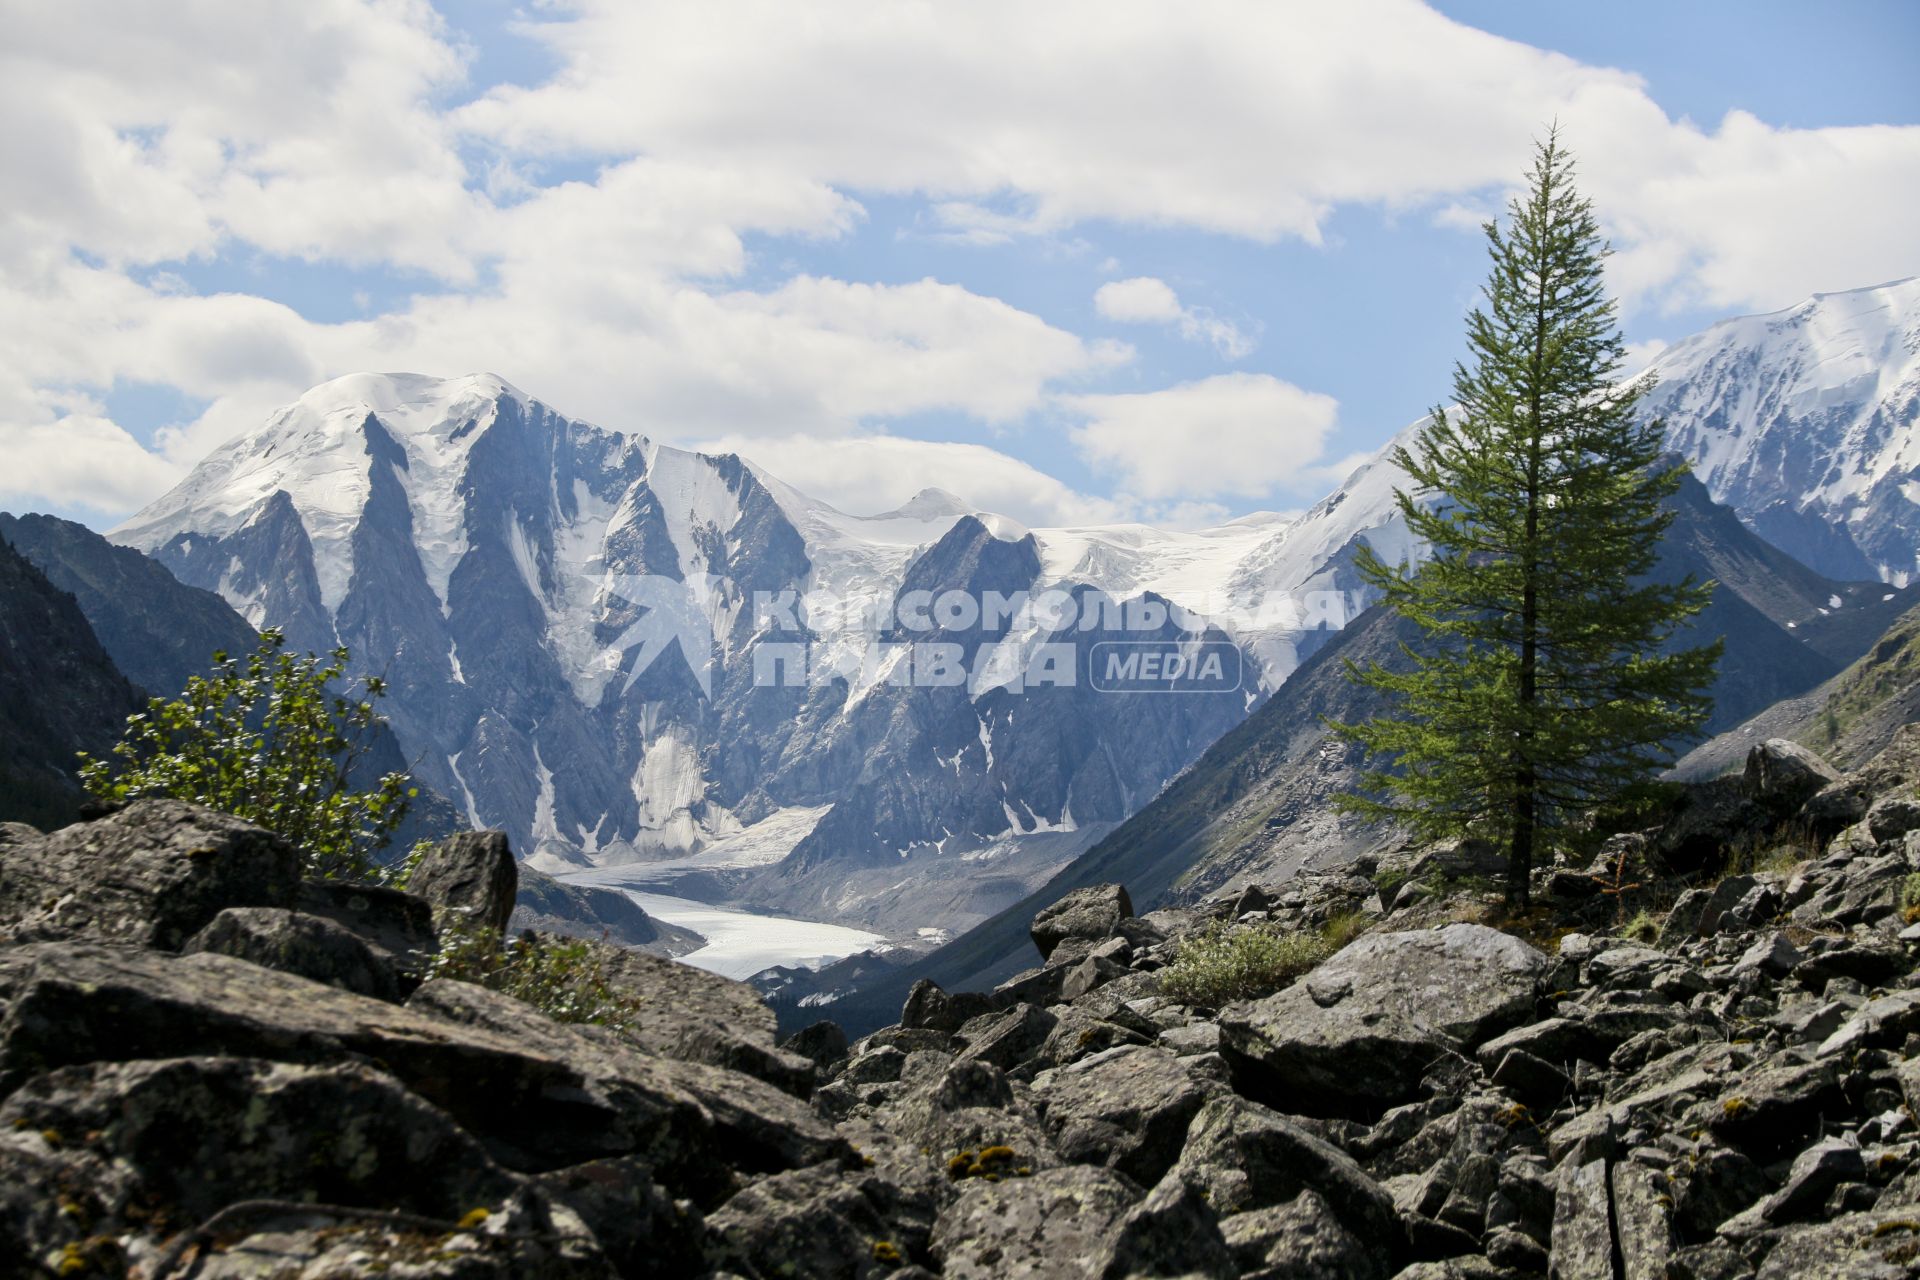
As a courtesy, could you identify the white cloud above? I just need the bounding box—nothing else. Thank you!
[459,0,1919,314]
[695,432,1123,527]
[2,0,1916,524]
[1095,278,1183,323]
[1094,277,1252,359]
[1062,373,1339,501]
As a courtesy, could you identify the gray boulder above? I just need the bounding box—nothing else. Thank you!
[1549,1158,1613,1280]
[1168,1094,1396,1255]
[900,978,996,1033]
[183,906,401,1000]
[932,1165,1138,1279]
[1221,924,1547,1116]
[1031,884,1134,961]
[706,1162,932,1279]
[1761,1137,1866,1224]
[0,1055,519,1226]
[1220,1190,1382,1280]
[1094,1172,1235,1279]
[1744,738,1840,813]
[1866,792,1920,843]
[0,799,299,949]
[534,1156,706,1280]
[0,942,729,1192]
[1754,1202,1920,1278]
[409,829,518,935]
[590,943,816,1097]
[406,978,851,1187]
[956,1002,1056,1071]
[296,878,436,980]
[1035,1045,1219,1186]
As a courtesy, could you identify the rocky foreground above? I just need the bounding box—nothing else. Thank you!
[3,729,1920,1277]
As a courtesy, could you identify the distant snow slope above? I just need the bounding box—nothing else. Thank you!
[1642,276,1920,584]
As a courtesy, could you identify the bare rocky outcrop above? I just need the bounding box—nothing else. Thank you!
[0,799,300,949]
[6,727,1920,1277]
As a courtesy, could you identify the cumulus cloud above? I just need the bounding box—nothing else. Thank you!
[459,0,1920,311]
[1062,373,1339,501]
[2,0,1915,523]
[1094,277,1252,358]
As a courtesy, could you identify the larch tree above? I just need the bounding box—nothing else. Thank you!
[1336,129,1720,911]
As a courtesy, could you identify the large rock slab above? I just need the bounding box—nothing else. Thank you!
[1754,1202,1920,1279]
[1034,1045,1219,1186]
[0,1055,520,1226]
[1167,1094,1396,1251]
[183,906,401,1000]
[407,978,851,1187]
[1093,1172,1236,1279]
[931,1165,1139,1279]
[0,800,300,949]
[295,878,436,980]
[1031,884,1134,961]
[1220,924,1547,1116]
[1744,739,1840,814]
[593,943,815,1096]
[409,829,518,934]
[0,943,718,1186]
[705,1162,934,1279]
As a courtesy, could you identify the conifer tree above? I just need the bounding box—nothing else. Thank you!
[1337,130,1720,911]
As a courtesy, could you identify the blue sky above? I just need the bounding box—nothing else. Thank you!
[4,1,1917,530]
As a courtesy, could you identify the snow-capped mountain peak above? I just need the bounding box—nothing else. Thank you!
[1642,276,1920,583]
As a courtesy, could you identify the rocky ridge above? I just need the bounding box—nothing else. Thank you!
[5,724,1920,1277]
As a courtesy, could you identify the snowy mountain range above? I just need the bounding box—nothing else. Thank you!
[111,278,1920,940]
[1642,276,1920,584]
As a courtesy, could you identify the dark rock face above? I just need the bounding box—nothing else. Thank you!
[296,878,436,981]
[0,510,258,702]
[592,943,817,1096]
[410,829,518,934]
[1743,737,1841,814]
[184,906,402,1000]
[0,532,143,829]
[0,800,300,949]
[1034,1045,1218,1186]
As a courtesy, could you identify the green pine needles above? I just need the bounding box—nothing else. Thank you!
[1335,130,1720,910]
[79,628,415,880]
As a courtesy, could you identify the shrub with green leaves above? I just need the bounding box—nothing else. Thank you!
[79,628,413,880]
[1159,916,1359,1008]
[424,920,645,1034]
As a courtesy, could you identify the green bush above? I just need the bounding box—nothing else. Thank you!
[424,920,645,1033]
[1159,916,1359,1008]
[79,629,413,880]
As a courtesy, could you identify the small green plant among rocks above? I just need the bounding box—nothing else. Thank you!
[424,918,645,1034]
[78,628,414,880]
[1617,909,1661,944]
[944,1145,1031,1182]
[1159,914,1360,1008]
